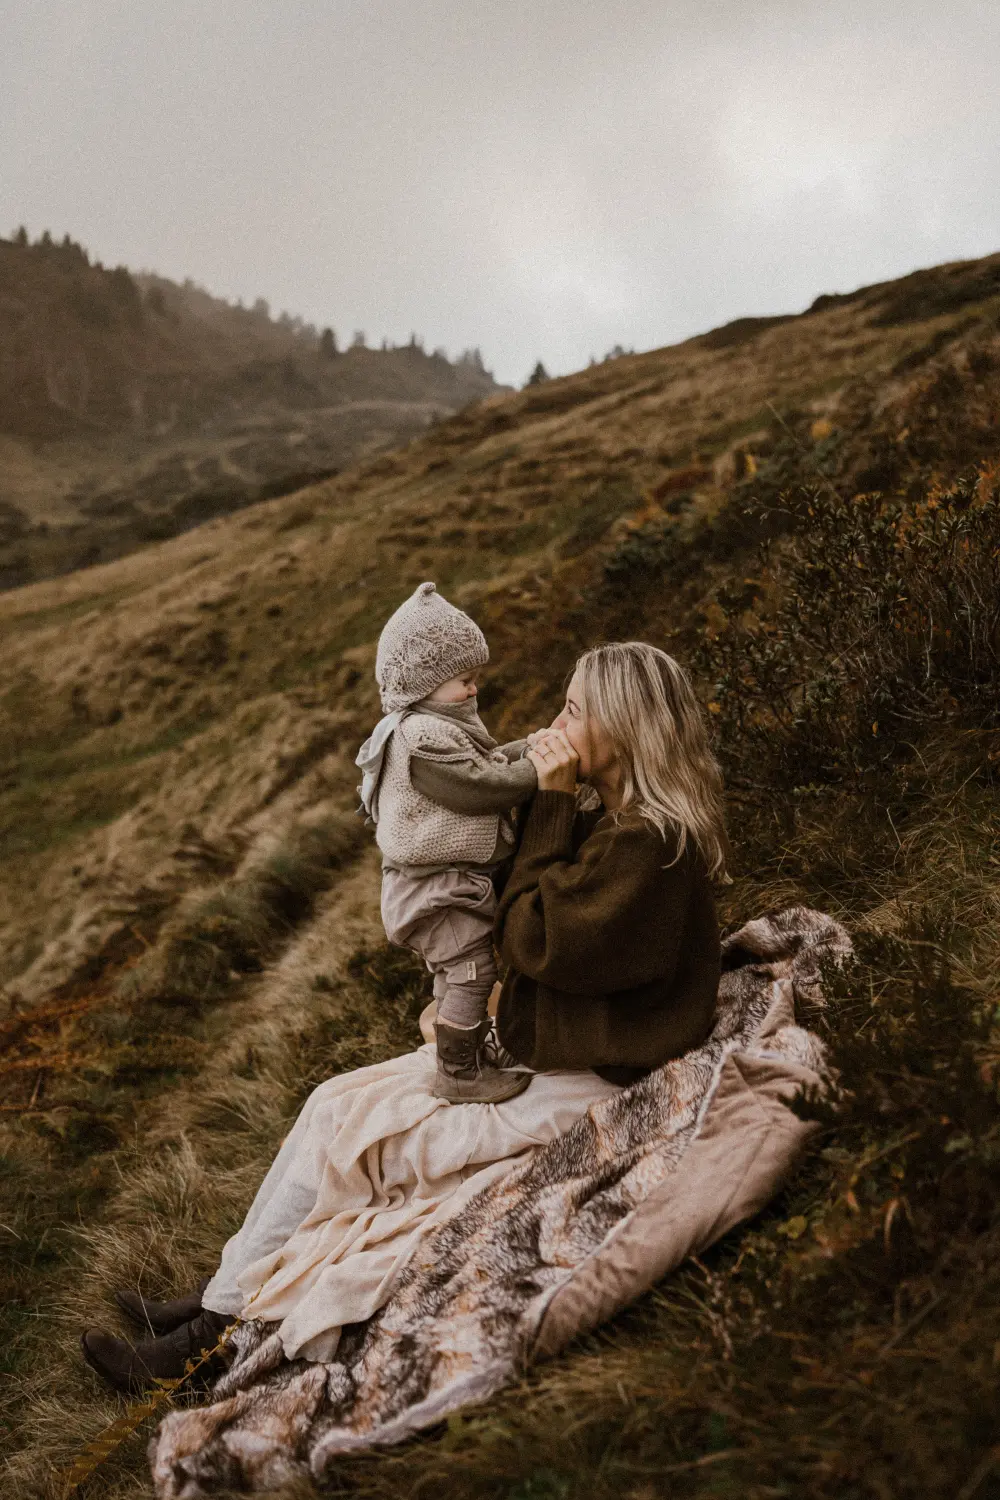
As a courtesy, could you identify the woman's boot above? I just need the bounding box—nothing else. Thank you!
[433,1018,532,1103]
[114,1276,211,1335]
[81,1308,233,1395]
[482,1019,535,1074]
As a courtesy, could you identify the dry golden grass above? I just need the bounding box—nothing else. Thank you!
[3,852,392,1498]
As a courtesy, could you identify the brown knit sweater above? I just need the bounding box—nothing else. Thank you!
[494,790,721,1085]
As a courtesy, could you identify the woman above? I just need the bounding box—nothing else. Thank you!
[493,642,727,1087]
[81,642,727,1394]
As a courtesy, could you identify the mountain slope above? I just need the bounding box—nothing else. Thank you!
[0,232,506,586]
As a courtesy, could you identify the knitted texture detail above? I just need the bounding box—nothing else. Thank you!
[376,582,489,713]
[375,713,506,867]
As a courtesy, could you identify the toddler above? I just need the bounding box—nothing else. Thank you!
[356,581,537,1103]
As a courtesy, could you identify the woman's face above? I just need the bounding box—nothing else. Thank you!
[550,668,617,781]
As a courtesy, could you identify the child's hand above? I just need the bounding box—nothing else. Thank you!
[527,729,579,794]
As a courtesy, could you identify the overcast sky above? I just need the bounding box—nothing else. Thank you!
[3,1,999,387]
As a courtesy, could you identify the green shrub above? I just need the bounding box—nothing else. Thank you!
[697,468,1000,792]
[601,514,681,586]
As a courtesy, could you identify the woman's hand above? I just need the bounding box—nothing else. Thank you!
[527,728,579,794]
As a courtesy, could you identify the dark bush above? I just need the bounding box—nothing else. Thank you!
[697,469,1000,791]
[697,314,793,350]
[869,259,1000,327]
[601,515,680,586]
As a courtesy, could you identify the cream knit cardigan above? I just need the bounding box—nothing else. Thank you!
[375,711,512,867]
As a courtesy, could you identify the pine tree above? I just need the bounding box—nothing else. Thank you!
[525,360,549,386]
[319,327,338,359]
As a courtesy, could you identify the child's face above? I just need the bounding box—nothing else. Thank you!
[426,671,479,705]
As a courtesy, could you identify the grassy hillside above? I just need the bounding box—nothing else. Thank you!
[0,231,505,586]
[1,249,999,1498]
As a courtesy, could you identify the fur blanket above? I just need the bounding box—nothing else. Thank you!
[150,906,849,1496]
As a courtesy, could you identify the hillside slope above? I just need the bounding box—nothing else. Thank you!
[2,246,998,1004]
[2,249,999,1498]
[0,232,506,586]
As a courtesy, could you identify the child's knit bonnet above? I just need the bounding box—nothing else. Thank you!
[375,581,489,712]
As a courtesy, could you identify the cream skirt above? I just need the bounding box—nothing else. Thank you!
[202,1042,619,1362]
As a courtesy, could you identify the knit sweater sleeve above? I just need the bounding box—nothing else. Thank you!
[494,790,690,996]
[409,750,537,815]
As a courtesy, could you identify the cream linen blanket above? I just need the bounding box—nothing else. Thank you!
[150,906,848,1496]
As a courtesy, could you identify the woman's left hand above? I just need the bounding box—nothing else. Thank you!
[527,729,579,793]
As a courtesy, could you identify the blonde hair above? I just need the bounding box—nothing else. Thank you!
[574,642,730,879]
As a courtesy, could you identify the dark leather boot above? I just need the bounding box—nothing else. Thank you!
[81,1308,233,1395]
[113,1276,211,1335]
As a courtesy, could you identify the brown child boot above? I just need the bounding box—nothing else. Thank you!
[433,1018,532,1104]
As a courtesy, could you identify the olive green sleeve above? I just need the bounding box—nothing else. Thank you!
[409,750,538,815]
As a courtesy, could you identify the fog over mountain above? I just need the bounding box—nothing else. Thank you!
[3,0,999,387]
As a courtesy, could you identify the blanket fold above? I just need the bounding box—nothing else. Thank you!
[149,905,849,1497]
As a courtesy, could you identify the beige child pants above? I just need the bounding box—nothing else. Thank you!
[381,867,498,1029]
